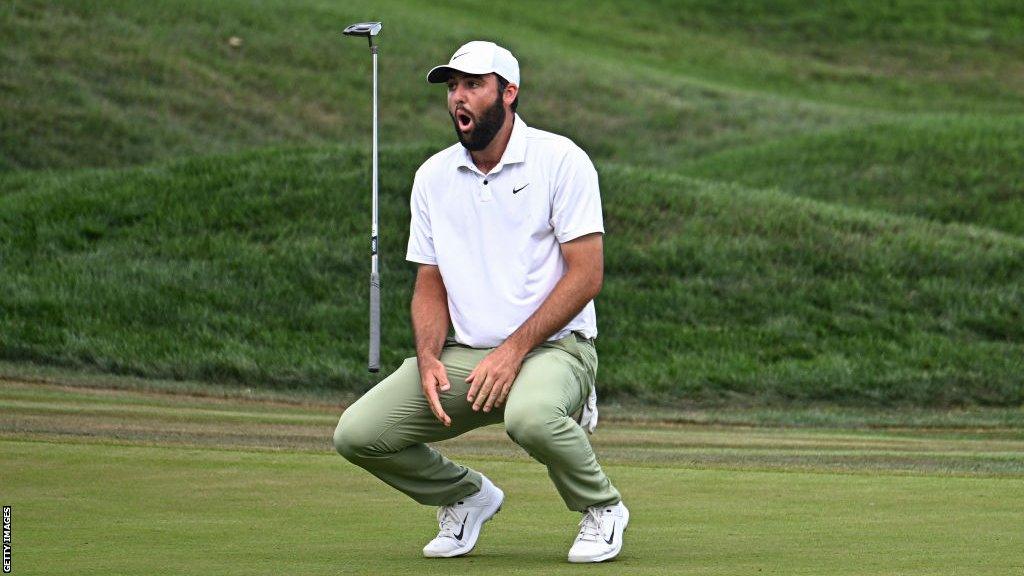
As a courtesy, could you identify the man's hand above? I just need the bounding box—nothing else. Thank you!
[419,356,452,427]
[466,343,526,412]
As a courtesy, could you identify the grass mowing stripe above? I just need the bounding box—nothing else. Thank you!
[7,370,1024,432]
[0,363,358,406]
[6,431,1022,479]
[0,398,336,425]
[2,382,1023,477]
[2,439,1022,575]
[0,380,346,418]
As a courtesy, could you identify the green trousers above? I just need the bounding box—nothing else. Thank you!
[333,333,621,512]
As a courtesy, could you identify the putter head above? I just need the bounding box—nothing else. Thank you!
[343,21,382,37]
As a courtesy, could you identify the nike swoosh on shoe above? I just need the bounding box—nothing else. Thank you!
[454,513,468,540]
[603,521,615,545]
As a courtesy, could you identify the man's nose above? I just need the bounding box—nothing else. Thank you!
[450,84,466,105]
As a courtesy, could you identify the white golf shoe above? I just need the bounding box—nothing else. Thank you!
[567,501,629,563]
[422,475,504,558]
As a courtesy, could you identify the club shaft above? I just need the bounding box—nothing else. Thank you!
[369,44,380,373]
[372,45,379,277]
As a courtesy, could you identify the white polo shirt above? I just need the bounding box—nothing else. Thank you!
[406,114,604,348]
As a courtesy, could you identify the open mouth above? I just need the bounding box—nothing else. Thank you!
[456,111,474,132]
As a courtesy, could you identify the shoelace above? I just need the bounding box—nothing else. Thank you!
[576,507,604,542]
[436,502,465,540]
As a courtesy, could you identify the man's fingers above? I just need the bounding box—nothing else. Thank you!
[437,367,451,392]
[433,400,451,426]
[495,380,513,407]
[472,373,495,411]
[423,381,451,427]
[466,367,482,401]
[482,378,506,412]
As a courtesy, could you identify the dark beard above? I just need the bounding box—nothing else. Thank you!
[450,92,506,152]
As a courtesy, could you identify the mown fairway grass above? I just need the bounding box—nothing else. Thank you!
[1,381,1023,575]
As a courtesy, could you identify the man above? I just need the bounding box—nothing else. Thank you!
[333,40,627,563]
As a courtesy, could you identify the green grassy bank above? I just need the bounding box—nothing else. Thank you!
[2,0,1023,406]
[5,0,1024,172]
[2,147,1021,405]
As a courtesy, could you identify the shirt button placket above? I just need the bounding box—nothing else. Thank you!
[480,176,493,202]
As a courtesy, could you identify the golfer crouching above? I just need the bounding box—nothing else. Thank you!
[333,40,627,563]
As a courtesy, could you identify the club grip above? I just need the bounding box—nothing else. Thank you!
[369,272,380,373]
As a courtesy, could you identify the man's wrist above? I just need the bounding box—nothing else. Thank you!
[500,334,533,359]
[416,349,442,367]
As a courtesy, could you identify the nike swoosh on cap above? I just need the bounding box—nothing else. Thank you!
[451,51,470,60]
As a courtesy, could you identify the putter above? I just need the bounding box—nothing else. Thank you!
[343,21,383,373]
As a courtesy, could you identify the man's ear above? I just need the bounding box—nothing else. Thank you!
[503,83,518,108]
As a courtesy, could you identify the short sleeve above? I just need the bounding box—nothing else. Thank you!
[551,146,605,243]
[405,170,437,264]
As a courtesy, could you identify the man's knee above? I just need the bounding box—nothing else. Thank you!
[333,357,420,462]
[505,405,564,450]
[333,407,382,463]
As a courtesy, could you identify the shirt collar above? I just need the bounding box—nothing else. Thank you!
[457,113,528,174]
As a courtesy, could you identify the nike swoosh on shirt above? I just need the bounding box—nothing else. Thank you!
[512,184,529,194]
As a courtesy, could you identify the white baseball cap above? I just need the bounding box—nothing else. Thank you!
[426,41,520,87]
